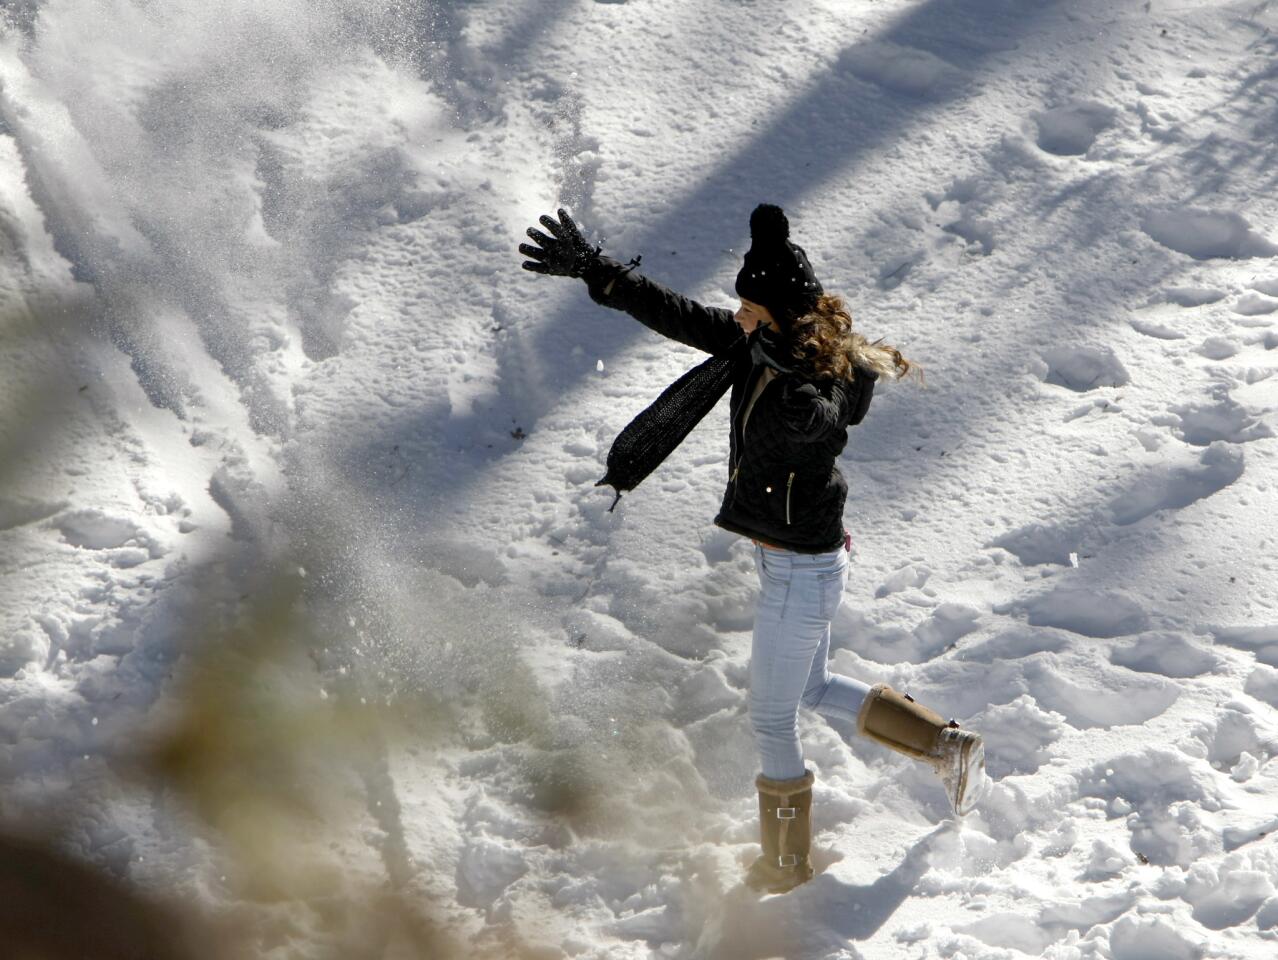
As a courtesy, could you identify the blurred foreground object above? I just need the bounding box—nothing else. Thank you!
[0,830,213,960]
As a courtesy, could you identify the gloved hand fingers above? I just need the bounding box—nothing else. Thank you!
[526,227,556,246]
[518,242,547,261]
[782,379,818,399]
[539,214,567,239]
[557,208,585,244]
[780,380,818,411]
[521,260,550,274]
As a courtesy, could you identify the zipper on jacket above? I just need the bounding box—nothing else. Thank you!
[730,361,772,489]
[785,471,795,525]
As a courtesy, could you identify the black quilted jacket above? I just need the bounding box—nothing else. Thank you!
[586,258,876,553]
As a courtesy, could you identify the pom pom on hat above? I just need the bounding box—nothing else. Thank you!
[749,203,790,244]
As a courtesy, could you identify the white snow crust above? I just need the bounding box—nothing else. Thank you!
[3,0,1278,957]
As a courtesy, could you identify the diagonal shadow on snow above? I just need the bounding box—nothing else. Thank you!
[330,0,1077,510]
[496,0,1071,413]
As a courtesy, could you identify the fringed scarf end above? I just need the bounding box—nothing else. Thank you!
[595,477,623,512]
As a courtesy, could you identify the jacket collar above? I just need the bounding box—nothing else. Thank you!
[750,327,795,375]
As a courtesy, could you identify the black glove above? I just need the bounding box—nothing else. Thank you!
[778,378,841,440]
[519,208,602,278]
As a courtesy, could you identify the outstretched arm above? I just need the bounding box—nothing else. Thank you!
[584,257,742,355]
[520,209,742,356]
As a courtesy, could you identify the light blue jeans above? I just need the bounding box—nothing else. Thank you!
[750,541,871,781]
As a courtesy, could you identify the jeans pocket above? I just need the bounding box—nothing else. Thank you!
[816,566,847,620]
[756,547,790,586]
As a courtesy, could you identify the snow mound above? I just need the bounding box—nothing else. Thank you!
[1129,316,1186,339]
[874,562,930,598]
[911,602,980,651]
[1162,286,1226,307]
[1142,209,1278,260]
[973,695,1064,776]
[1033,101,1116,156]
[1195,336,1238,360]
[1245,664,1278,706]
[1039,344,1130,391]
[1232,291,1278,315]
[1185,857,1275,929]
[1109,915,1203,959]
[1187,700,1277,768]
[1212,624,1278,667]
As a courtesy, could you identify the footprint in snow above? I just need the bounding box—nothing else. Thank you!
[1109,442,1244,526]
[1169,387,1272,445]
[47,510,170,570]
[1033,101,1117,156]
[1109,631,1222,678]
[1187,867,1275,930]
[991,441,1248,567]
[839,40,963,99]
[1186,700,1278,774]
[925,176,997,256]
[1162,285,1227,307]
[1231,371,1278,417]
[877,252,920,290]
[988,518,1090,567]
[842,602,980,664]
[1142,208,1278,260]
[1014,584,1149,638]
[52,510,151,551]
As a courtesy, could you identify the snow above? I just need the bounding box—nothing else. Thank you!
[1142,210,1278,262]
[1033,102,1118,158]
[3,0,1278,957]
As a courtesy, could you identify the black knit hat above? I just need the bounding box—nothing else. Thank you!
[734,203,823,322]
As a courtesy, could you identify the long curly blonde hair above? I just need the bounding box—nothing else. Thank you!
[786,294,920,384]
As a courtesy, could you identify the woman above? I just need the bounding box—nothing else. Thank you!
[519,204,989,894]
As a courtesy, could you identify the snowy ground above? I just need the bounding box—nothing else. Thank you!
[3,0,1278,957]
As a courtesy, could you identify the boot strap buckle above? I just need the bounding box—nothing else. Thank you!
[777,854,798,867]
[776,807,797,820]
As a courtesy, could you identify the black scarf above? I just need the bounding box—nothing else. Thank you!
[596,328,792,510]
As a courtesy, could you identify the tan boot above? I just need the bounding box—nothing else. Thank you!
[745,770,815,894]
[857,684,990,816]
